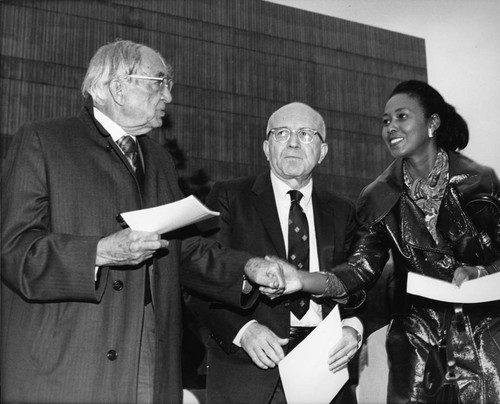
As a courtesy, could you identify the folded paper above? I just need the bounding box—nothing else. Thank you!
[117,195,219,234]
[407,271,500,303]
[278,306,348,404]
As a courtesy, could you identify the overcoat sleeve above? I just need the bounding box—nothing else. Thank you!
[1,124,103,302]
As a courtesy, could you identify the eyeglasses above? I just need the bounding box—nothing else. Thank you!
[128,74,174,92]
[267,127,324,144]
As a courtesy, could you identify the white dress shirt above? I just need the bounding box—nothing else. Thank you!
[94,107,133,144]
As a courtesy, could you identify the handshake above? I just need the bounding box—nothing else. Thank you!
[244,255,311,298]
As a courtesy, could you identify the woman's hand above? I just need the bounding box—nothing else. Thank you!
[452,265,485,286]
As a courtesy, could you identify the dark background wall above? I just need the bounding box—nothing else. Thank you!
[0,0,427,388]
[0,0,426,200]
[0,0,426,391]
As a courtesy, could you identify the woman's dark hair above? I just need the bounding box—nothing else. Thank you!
[390,80,469,151]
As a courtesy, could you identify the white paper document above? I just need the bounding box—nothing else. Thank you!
[278,306,348,404]
[407,271,500,303]
[117,195,219,234]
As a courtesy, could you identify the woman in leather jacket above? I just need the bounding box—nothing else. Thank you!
[270,80,500,403]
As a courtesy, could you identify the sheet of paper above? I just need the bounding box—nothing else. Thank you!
[117,195,219,234]
[407,271,500,303]
[278,306,348,404]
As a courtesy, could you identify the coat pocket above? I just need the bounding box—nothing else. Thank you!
[29,306,65,374]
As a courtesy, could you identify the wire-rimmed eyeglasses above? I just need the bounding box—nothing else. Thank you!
[267,127,324,144]
[128,74,174,92]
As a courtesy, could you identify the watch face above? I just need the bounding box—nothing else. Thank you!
[242,279,253,294]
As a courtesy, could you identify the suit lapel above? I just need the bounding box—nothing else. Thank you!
[251,172,287,257]
[312,190,336,264]
[311,188,340,317]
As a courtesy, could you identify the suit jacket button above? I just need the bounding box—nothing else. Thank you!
[284,301,290,308]
[107,350,118,361]
[113,280,124,291]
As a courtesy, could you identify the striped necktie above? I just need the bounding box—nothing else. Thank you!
[117,135,139,171]
[116,135,144,191]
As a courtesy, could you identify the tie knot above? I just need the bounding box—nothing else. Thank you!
[288,190,304,205]
[117,135,137,154]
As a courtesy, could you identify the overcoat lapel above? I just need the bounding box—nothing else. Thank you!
[138,137,167,207]
[79,100,142,196]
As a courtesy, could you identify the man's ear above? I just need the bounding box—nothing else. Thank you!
[263,140,270,161]
[109,79,125,106]
[318,142,328,164]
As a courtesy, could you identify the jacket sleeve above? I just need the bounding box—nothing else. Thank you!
[472,167,500,274]
[333,221,392,295]
[179,235,257,309]
[182,181,261,351]
[1,124,103,302]
[450,164,500,274]
[184,291,258,353]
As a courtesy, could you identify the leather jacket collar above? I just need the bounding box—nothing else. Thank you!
[356,151,487,227]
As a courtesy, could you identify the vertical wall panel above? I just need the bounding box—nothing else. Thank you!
[0,0,426,198]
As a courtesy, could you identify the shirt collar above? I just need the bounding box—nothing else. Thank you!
[93,107,133,143]
[270,171,313,207]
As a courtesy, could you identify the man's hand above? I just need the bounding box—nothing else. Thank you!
[244,257,285,293]
[327,326,360,373]
[259,256,303,299]
[96,228,169,266]
[240,322,288,369]
[452,265,484,287]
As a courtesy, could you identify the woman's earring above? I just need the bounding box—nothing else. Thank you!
[428,128,434,138]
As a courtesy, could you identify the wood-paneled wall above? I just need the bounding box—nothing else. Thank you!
[0,0,426,199]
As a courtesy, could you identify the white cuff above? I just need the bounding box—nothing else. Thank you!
[342,316,364,348]
[232,320,257,347]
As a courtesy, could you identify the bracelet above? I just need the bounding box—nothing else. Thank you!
[320,271,329,298]
[477,265,486,279]
[318,271,346,298]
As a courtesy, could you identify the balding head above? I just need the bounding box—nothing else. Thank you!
[266,102,326,140]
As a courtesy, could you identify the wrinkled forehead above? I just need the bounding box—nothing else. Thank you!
[267,103,326,136]
[138,47,169,76]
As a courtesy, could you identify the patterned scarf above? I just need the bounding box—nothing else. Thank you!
[404,149,449,242]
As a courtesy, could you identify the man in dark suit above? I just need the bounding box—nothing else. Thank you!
[0,39,285,404]
[186,102,364,403]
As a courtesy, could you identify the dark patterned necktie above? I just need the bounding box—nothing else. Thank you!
[116,135,150,304]
[117,135,138,170]
[287,190,310,319]
[116,135,144,189]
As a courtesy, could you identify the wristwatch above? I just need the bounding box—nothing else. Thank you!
[242,274,253,294]
[355,329,363,349]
